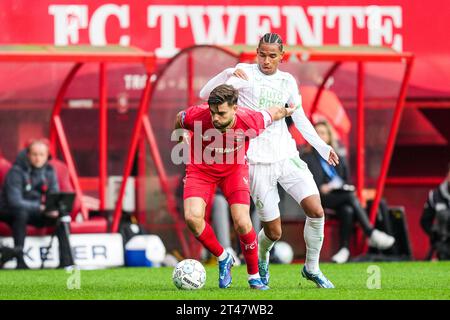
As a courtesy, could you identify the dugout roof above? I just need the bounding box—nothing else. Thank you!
[0,44,154,66]
[226,44,413,62]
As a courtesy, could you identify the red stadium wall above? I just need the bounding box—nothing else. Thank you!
[0,0,449,96]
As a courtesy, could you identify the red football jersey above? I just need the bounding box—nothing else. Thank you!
[180,104,270,177]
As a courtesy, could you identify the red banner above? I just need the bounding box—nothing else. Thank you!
[0,0,449,96]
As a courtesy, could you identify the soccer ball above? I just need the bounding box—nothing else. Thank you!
[272,241,294,264]
[172,259,206,290]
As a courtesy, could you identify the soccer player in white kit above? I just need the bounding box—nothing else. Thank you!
[199,33,339,288]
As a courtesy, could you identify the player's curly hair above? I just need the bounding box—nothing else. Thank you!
[208,84,239,107]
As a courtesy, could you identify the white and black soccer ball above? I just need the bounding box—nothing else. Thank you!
[172,259,206,290]
[272,241,294,264]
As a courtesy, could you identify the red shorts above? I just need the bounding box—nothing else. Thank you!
[183,164,250,206]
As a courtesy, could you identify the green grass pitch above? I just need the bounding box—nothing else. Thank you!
[1,261,449,300]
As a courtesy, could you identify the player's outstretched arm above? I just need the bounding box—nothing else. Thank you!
[328,149,339,166]
[199,68,236,100]
[291,107,339,165]
[266,104,296,122]
[199,66,249,100]
[286,76,338,165]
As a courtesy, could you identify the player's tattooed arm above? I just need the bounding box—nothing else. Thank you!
[174,111,184,130]
[174,111,190,144]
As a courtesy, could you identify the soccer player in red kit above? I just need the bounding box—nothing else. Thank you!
[174,84,295,290]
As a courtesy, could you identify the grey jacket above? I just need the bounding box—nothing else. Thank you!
[0,149,59,213]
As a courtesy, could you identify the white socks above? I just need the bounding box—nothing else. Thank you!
[258,229,276,263]
[304,216,324,274]
[248,273,260,280]
[258,217,324,274]
[218,249,228,262]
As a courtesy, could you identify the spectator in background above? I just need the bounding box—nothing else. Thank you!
[0,139,74,269]
[301,120,395,263]
[421,163,450,260]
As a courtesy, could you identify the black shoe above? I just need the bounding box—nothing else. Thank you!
[16,261,30,270]
[56,222,75,269]
[57,250,75,269]
[57,251,75,269]
[0,246,17,268]
[15,248,30,270]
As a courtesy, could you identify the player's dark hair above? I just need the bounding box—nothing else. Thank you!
[258,32,284,52]
[208,84,238,107]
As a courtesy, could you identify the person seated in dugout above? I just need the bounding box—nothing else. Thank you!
[300,120,395,263]
[421,162,450,260]
[0,139,74,269]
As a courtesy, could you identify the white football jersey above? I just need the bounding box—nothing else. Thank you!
[200,63,331,164]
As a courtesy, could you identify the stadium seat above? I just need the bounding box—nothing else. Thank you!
[0,223,53,236]
[0,156,12,187]
[0,217,107,236]
[48,158,82,218]
[69,216,108,234]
